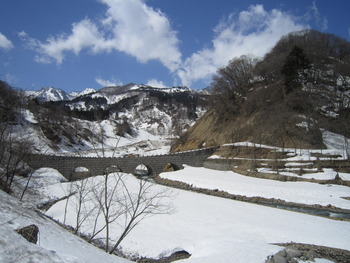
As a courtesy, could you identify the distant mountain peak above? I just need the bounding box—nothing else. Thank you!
[98,83,138,95]
[25,87,98,102]
[25,86,69,102]
[69,88,96,99]
[98,83,191,95]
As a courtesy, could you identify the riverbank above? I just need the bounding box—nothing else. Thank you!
[154,173,350,221]
[268,243,350,263]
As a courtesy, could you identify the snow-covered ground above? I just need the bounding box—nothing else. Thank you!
[118,189,350,262]
[160,166,350,210]
[4,85,347,262]
[6,167,348,263]
[208,130,350,181]
[66,120,172,157]
[2,128,350,262]
[256,167,350,180]
[0,189,131,263]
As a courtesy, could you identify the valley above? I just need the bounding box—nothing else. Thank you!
[1,29,350,263]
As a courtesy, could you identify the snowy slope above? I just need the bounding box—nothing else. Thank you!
[0,189,131,263]
[25,87,96,102]
[68,88,96,98]
[18,109,172,157]
[65,84,207,137]
[25,87,71,102]
[20,84,207,156]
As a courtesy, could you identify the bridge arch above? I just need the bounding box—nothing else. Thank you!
[163,162,179,172]
[71,166,91,180]
[105,165,122,175]
[134,164,151,176]
[25,147,218,180]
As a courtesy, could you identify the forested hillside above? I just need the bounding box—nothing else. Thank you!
[171,30,350,152]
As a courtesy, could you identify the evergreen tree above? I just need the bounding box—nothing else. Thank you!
[281,45,311,94]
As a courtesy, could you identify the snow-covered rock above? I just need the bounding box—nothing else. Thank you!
[25,87,71,102]
[69,88,96,99]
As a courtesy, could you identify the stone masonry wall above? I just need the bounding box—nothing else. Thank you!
[25,147,217,180]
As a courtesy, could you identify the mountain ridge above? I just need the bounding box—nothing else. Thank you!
[25,84,197,103]
[11,83,209,156]
[25,86,96,102]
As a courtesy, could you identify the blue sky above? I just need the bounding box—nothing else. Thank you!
[0,0,349,92]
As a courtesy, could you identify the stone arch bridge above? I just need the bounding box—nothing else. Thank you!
[25,147,217,180]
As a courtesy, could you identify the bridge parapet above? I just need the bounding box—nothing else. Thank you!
[25,147,218,180]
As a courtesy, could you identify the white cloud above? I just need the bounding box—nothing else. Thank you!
[101,0,181,71]
[19,0,181,71]
[311,0,328,31]
[0,32,13,50]
[146,79,167,88]
[176,4,307,87]
[95,76,122,87]
[18,2,311,89]
[19,20,115,64]
[3,73,17,85]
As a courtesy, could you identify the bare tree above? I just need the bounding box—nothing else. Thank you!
[19,170,34,201]
[63,172,175,254]
[0,81,34,193]
[84,122,104,157]
[210,55,256,116]
[344,136,349,160]
[70,178,98,234]
[87,202,105,243]
[63,183,74,225]
[85,121,121,158]
[109,178,175,254]
[0,124,34,192]
[91,173,126,252]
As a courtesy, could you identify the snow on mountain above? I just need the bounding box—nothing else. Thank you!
[25,87,97,102]
[98,83,192,98]
[69,88,96,99]
[19,84,208,156]
[61,84,207,137]
[25,87,71,102]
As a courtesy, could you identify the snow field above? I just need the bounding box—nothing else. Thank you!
[214,133,350,181]
[257,167,348,180]
[160,166,350,210]
[38,169,350,262]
